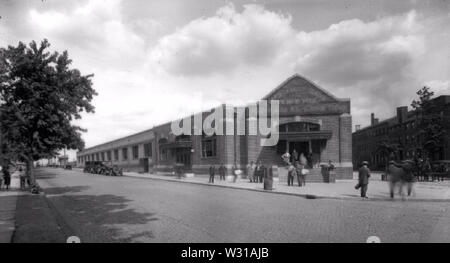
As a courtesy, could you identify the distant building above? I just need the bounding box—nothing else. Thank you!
[352,95,450,170]
[77,74,353,180]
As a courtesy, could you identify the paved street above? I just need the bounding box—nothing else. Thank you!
[12,167,450,243]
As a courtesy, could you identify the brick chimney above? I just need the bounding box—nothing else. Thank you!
[355,125,361,131]
[371,113,375,126]
[397,106,408,124]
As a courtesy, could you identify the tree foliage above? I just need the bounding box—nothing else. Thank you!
[0,39,97,166]
[411,86,447,159]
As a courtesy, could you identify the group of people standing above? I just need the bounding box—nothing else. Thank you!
[287,161,307,187]
[0,164,29,191]
[0,165,12,191]
[208,162,270,184]
[209,164,239,183]
[282,149,310,187]
[246,161,267,183]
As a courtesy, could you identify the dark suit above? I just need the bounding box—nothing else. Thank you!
[209,166,215,183]
[218,166,226,181]
[358,166,370,197]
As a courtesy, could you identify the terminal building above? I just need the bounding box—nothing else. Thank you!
[77,74,353,180]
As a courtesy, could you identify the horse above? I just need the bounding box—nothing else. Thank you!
[387,161,415,198]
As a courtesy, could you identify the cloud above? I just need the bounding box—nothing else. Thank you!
[149,6,449,128]
[150,4,294,76]
[1,1,449,147]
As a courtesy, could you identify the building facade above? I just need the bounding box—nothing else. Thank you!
[352,95,450,171]
[77,74,353,179]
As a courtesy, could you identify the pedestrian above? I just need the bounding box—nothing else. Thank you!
[299,153,307,167]
[232,163,240,183]
[0,166,3,190]
[19,167,27,190]
[295,161,303,187]
[287,162,296,186]
[247,161,255,183]
[2,165,11,191]
[255,161,264,183]
[357,161,370,198]
[209,165,215,183]
[281,151,291,166]
[260,163,266,184]
[292,149,299,163]
[218,164,226,181]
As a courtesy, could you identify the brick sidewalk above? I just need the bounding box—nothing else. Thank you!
[124,172,450,201]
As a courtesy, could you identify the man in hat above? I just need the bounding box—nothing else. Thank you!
[358,161,371,198]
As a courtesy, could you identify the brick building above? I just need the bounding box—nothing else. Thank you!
[77,74,353,180]
[352,95,450,171]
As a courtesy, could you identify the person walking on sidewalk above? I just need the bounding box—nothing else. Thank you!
[295,161,303,187]
[209,165,215,183]
[287,162,296,186]
[357,161,371,198]
[247,161,256,183]
[2,165,11,191]
[218,164,226,181]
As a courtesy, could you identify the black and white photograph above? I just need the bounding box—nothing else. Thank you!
[1,0,450,246]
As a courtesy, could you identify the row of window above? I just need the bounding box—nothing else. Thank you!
[79,136,219,163]
[78,143,152,163]
[357,120,419,138]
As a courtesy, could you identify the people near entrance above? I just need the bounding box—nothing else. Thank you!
[287,162,296,186]
[208,165,215,184]
[356,161,370,198]
[218,164,226,181]
[247,161,255,182]
[294,161,303,187]
[281,151,291,166]
[299,153,307,167]
[291,149,299,163]
[327,160,335,171]
[306,152,313,168]
[2,165,11,191]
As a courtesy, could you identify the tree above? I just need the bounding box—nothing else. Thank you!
[411,86,447,160]
[0,39,97,187]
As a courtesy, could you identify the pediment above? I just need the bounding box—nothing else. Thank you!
[263,74,339,104]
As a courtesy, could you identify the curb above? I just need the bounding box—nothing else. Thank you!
[123,174,450,202]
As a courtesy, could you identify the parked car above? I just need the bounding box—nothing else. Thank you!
[83,161,123,176]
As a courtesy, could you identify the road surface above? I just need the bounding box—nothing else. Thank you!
[16,167,450,242]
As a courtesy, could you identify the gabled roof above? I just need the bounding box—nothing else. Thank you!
[262,73,345,101]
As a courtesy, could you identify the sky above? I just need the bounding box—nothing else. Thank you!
[1,0,449,160]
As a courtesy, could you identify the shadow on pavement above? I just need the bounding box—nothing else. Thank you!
[13,184,158,243]
[44,188,158,243]
[43,185,90,195]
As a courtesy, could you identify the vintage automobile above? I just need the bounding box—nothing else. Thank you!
[83,161,123,176]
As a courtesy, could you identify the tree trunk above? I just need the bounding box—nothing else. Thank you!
[25,157,36,188]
